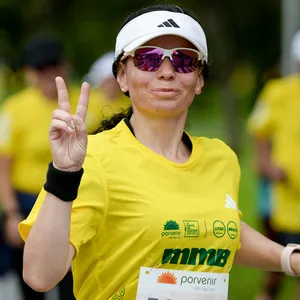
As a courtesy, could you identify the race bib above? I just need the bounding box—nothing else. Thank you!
[136,267,229,300]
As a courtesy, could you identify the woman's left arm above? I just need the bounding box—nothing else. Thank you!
[234,221,300,274]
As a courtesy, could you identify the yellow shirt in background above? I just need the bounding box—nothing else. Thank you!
[0,86,104,194]
[247,74,300,232]
[20,120,241,300]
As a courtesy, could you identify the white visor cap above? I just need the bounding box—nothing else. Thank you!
[291,30,300,62]
[115,11,208,62]
[83,52,115,88]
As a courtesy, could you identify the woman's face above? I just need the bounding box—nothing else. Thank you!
[117,35,204,118]
[26,63,68,99]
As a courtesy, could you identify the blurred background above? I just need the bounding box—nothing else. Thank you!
[0,0,300,299]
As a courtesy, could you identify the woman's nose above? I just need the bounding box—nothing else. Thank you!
[156,57,175,80]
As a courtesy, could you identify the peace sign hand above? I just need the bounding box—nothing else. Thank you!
[49,77,90,172]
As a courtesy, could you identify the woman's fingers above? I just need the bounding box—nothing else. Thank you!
[75,82,90,121]
[55,77,90,121]
[56,77,71,113]
[50,113,87,136]
[50,119,74,134]
[52,109,75,129]
[74,115,87,136]
[51,79,88,145]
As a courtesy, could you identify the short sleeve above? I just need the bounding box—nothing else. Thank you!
[18,149,108,257]
[247,79,283,139]
[224,144,242,250]
[233,153,243,250]
[247,98,273,139]
[236,163,243,221]
[69,152,108,255]
[213,138,242,221]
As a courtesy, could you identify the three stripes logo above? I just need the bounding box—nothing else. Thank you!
[225,194,238,212]
[157,19,180,28]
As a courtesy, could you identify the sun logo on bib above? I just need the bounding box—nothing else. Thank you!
[157,271,177,284]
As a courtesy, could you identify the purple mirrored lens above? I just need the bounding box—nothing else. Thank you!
[133,47,199,73]
[133,48,164,71]
[171,50,198,73]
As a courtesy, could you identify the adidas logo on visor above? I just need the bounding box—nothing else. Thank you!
[157,19,180,28]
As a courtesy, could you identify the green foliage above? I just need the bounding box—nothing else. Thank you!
[0,0,280,80]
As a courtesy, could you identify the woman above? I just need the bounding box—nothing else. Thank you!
[248,30,300,300]
[0,35,79,300]
[19,5,300,300]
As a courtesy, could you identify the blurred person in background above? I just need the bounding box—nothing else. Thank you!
[248,30,300,300]
[0,35,91,300]
[85,51,130,124]
[247,64,280,300]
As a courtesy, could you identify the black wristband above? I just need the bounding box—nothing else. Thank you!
[44,162,84,202]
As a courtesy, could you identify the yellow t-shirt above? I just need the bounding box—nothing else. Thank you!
[88,89,131,126]
[247,74,300,232]
[0,86,104,194]
[19,120,241,300]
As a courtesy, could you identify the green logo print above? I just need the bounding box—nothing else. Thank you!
[213,220,226,238]
[112,287,125,300]
[162,247,231,267]
[162,220,181,239]
[227,221,238,239]
[164,220,180,230]
[183,220,199,237]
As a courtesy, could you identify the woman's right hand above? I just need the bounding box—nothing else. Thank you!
[49,77,90,172]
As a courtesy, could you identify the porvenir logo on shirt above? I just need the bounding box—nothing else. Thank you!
[161,220,181,239]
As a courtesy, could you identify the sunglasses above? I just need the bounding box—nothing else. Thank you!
[124,46,205,73]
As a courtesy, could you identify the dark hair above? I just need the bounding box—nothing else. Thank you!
[94,4,209,134]
[23,35,64,70]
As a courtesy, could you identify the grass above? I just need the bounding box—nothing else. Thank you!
[187,110,296,300]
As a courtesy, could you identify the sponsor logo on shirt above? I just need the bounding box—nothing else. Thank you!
[225,194,238,211]
[161,247,231,267]
[227,221,238,239]
[161,220,181,239]
[213,220,226,238]
[213,220,239,239]
[183,220,199,238]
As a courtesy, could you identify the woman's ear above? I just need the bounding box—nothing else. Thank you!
[116,62,128,93]
[195,71,205,95]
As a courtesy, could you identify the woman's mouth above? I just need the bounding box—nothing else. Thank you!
[150,88,180,97]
